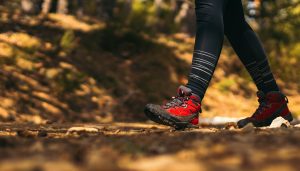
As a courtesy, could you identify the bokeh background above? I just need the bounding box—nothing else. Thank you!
[0,0,299,124]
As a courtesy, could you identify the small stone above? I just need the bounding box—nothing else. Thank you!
[17,130,37,138]
[66,126,98,135]
[241,123,255,133]
[269,117,291,128]
[294,124,300,128]
[114,129,120,134]
[37,130,48,137]
[224,122,238,130]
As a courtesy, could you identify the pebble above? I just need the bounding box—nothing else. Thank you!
[66,127,99,135]
[37,130,48,137]
[269,117,291,128]
[241,123,255,133]
[294,124,300,128]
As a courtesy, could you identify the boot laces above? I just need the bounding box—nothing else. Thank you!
[253,101,270,117]
[252,95,286,118]
[164,96,190,108]
[252,93,288,119]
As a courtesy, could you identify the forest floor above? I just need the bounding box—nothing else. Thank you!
[1,121,300,171]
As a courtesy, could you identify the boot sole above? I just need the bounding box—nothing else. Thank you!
[282,113,293,123]
[144,105,197,130]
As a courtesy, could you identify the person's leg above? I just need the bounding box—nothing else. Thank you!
[144,0,228,129]
[186,0,227,100]
[223,0,293,128]
[223,0,279,93]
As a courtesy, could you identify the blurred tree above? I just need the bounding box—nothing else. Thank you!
[21,0,42,14]
[41,0,68,14]
[259,0,300,81]
[174,1,190,24]
[57,0,68,14]
[41,0,52,14]
[3,0,300,84]
[21,0,34,13]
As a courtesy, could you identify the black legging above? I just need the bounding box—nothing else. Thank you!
[186,0,279,100]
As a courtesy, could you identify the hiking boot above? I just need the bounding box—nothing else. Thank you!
[144,85,202,130]
[237,91,293,128]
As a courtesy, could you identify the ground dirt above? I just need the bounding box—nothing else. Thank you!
[1,122,300,171]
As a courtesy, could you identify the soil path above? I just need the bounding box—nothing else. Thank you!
[0,122,300,171]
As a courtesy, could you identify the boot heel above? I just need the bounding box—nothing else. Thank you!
[283,113,294,122]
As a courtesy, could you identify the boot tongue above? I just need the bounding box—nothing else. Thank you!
[177,85,201,102]
[177,85,192,97]
[266,91,285,102]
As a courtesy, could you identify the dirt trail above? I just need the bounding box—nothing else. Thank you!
[0,122,300,171]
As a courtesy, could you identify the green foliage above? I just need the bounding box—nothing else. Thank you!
[56,69,85,93]
[256,0,300,85]
[60,30,76,53]
[105,0,179,34]
[81,27,155,57]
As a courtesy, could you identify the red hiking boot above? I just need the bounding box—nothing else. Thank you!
[237,91,293,128]
[144,85,202,130]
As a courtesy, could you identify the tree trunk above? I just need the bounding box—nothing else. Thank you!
[174,2,189,24]
[75,0,84,17]
[154,0,162,7]
[57,0,68,14]
[41,0,52,14]
[21,0,35,14]
[154,0,163,15]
